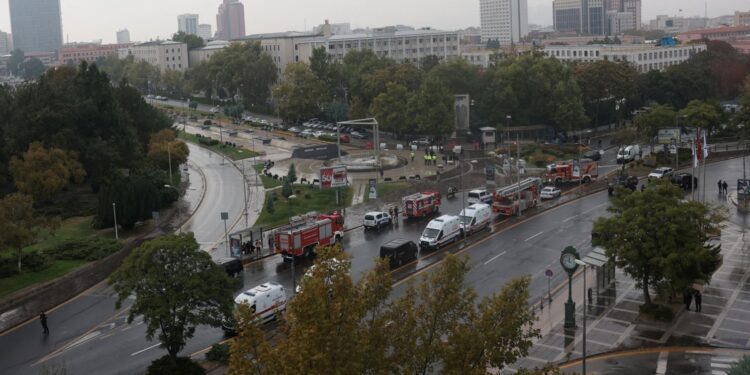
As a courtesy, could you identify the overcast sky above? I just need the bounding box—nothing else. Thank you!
[1,0,748,44]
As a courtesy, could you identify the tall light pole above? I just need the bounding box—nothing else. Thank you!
[580,260,590,375]
[167,142,173,185]
[112,203,119,240]
[241,159,249,228]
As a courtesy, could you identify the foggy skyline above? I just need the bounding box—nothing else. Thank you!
[1,0,748,44]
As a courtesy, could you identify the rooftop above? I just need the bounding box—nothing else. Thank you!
[678,25,750,35]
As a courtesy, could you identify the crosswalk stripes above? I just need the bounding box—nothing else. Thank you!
[711,356,739,375]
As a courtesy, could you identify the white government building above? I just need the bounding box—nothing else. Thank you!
[542,43,707,72]
[118,41,189,72]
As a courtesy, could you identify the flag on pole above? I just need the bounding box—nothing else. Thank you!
[696,129,704,162]
[702,131,709,160]
[690,139,698,168]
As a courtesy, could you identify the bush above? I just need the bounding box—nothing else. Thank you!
[0,254,19,278]
[266,195,274,213]
[728,355,750,375]
[304,193,311,199]
[282,181,293,198]
[205,343,230,364]
[147,356,205,375]
[53,237,122,261]
[318,135,337,142]
[639,303,674,322]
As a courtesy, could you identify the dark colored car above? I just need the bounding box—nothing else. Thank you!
[584,150,602,161]
[608,174,638,196]
[671,173,698,191]
[215,257,243,277]
[379,239,418,269]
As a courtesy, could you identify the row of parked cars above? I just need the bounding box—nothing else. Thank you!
[299,118,368,139]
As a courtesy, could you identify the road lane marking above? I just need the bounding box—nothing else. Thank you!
[525,232,543,242]
[582,202,608,215]
[484,251,507,265]
[131,343,161,357]
[563,215,579,222]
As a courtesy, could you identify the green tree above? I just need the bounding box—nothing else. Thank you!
[20,58,47,80]
[228,248,539,375]
[265,195,274,214]
[287,163,297,183]
[575,60,637,127]
[420,55,441,71]
[410,77,455,136]
[96,169,177,230]
[551,74,589,133]
[111,233,235,366]
[593,180,724,306]
[9,142,86,204]
[371,83,412,137]
[728,355,750,375]
[0,194,51,271]
[282,181,293,199]
[146,129,190,172]
[734,78,750,141]
[195,42,278,108]
[273,62,328,122]
[634,105,677,152]
[172,31,205,50]
[679,99,723,135]
[7,49,25,76]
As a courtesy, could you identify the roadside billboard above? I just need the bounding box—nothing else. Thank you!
[739,179,750,197]
[657,127,698,145]
[320,166,348,189]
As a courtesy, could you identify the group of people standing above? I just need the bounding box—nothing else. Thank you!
[684,289,703,312]
[717,180,729,195]
[388,206,400,224]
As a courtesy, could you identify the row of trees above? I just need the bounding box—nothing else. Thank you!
[110,232,545,375]
[0,62,188,270]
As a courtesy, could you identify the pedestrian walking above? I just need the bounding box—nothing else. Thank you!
[683,289,693,311]
[410,151,415,162]
[40,312,49,335]
[723,181,728,195]
[718,180,723,195]
[694,290,702,312]
[638,149,643,160]
[393,206,399,222]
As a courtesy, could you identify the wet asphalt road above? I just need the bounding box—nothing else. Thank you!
[2,154,744,375]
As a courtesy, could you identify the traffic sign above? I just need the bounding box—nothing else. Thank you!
[545,269,553,277]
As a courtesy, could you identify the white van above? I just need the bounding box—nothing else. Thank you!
[467,189,493,204]
[617,145,641,164]
[420,215,461,250]
[459,203,492,235]
[233,282,287,324]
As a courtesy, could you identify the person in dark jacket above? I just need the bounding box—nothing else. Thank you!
[40,312,49,335]
[683,289,693,311]
[723,181,728,195]
[694,290,702,312]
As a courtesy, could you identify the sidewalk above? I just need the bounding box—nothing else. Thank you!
[504,221,750,373]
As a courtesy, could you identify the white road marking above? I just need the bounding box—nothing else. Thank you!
[130,343,161,357]
[484,251,507,265]
[655,351,668,374]
[582,202,608,215]
[563,215,579,223]
[525,232,543,242]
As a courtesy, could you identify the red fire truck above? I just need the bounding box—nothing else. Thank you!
[492,177,542,216]
[273,211,345,260]
[402,191,441,219]
[545,159,599,185]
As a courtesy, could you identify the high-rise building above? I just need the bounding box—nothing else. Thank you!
[0,31,13,55]
[197,24,213,40]
[553,0,613,35]
[117,29,131,44]
[8,0,63,53]
[178,14,200,35]
[607,0,641,34]
[216,0,246,40]
[479,0,529,45]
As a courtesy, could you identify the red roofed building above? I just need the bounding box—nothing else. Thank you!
[677,25,750,42]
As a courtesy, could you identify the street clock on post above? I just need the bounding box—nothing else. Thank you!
[560,246,581,328]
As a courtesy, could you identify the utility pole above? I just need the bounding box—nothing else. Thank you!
[112,203,119,240]
[168,143,173,185]
[516,132,521,217]
[242,159,248,228]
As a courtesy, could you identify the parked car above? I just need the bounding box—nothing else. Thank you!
[380,239,418,269]
[410,137,432,147]
[215,257,243,278]
[458,203,492,235]
[210,106,221,114]
[420,215,461,250]
[339,134,350,143]
[671,173,698,190]
[363,211,392,230]
[648,167,674,179]
[288,126,301,134]
[583,149,602,161]
[350,131,366,139]
[617,145,641,163]
[540,186,562,200]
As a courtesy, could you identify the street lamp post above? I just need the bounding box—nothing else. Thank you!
[167,143,173,185]
[574,259,589,375]
[112,203,119,240]
[241,160,249,228]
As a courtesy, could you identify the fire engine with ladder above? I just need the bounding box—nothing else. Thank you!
[273,211,345,260]
[492,177,542,216]
[402,191,441,219]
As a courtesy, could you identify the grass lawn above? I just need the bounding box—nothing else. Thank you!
[366,182,411,202]
[253,164,284,189]
[0,260,86,298]
[1,216,97,298]
[257,185,351,227]
[179,132,259,160]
